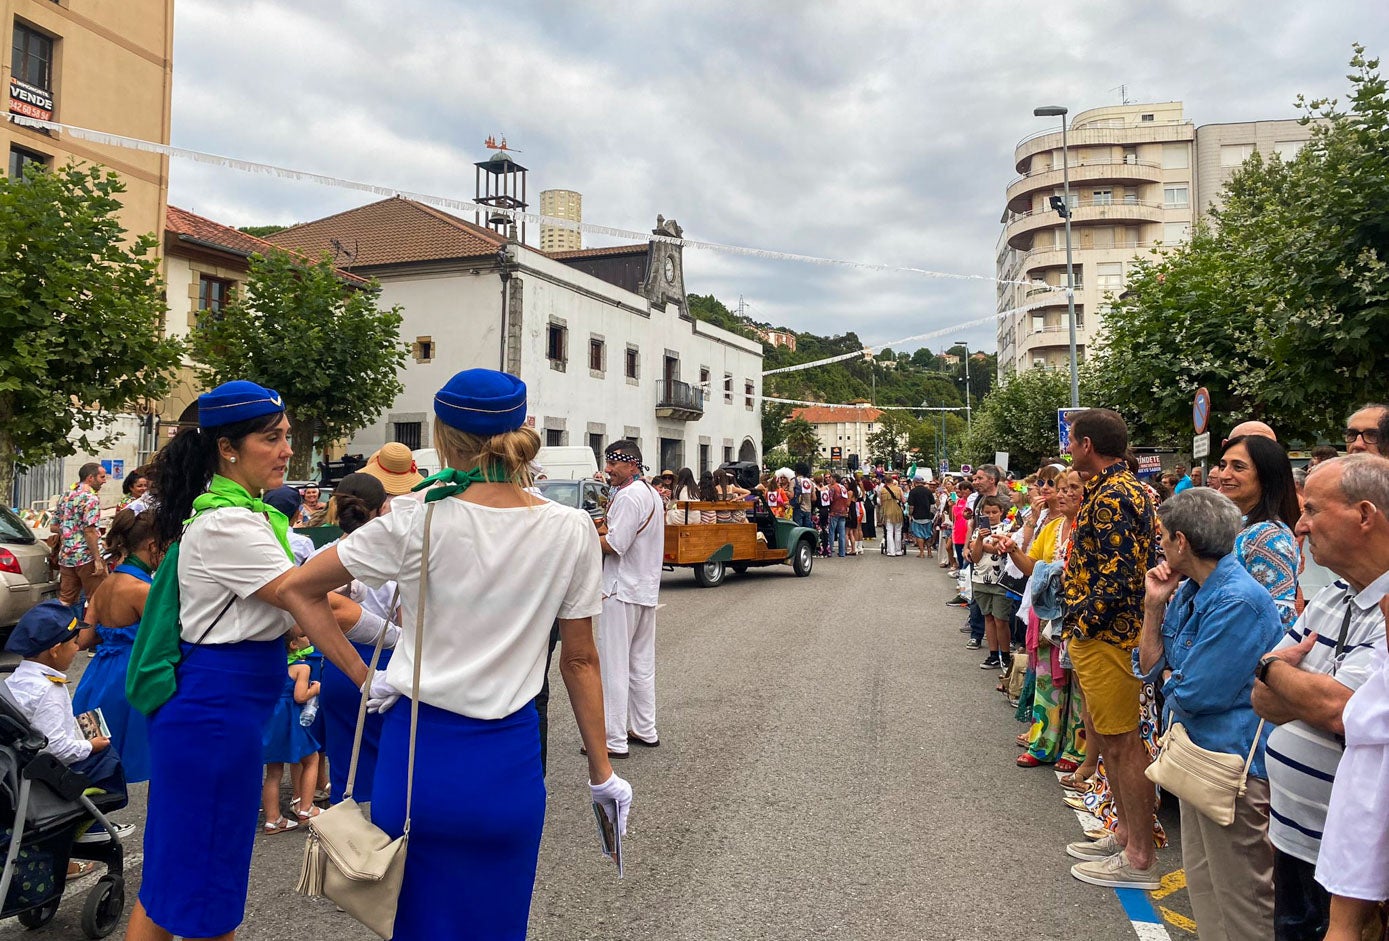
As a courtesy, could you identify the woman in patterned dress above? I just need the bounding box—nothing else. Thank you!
[1213,434,1301,627]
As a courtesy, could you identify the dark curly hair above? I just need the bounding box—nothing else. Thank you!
[150,412,285,548]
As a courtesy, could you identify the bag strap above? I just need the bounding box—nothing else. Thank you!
[1241,718,1267,777]
[342,583,399,801]
[173,594,236,671]
[403,503,434,835]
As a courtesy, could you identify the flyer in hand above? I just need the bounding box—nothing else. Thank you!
[592,800,625,877]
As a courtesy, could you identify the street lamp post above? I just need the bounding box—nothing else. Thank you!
[1033,105,1080,408]
[956,339,972,437]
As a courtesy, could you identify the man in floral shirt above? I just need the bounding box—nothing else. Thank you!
[1061,409,1160,890]
[55,462,107,607]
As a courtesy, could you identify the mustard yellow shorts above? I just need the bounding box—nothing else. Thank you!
[1067,635,1142,736]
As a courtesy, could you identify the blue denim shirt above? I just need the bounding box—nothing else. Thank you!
[1132,553,1285,779]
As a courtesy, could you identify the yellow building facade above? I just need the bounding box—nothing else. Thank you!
[3,0,173,240]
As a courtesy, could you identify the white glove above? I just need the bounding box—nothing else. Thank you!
[589,772,632,836]
[344,609,401,649]
[364,670,401,713]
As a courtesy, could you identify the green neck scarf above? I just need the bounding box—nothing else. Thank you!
[122,555,155,577]
[191,474,294,560]
[288,644,316,665]
[411,465,513,503]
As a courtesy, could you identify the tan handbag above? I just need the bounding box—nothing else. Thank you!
[295,504,435,938]
[1144,714,1265,827]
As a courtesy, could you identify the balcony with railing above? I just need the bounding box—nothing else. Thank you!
[655,378,704,421]
[1003,198,1164,250]
[1013,120,1194,173]
[1005,159,1163,213]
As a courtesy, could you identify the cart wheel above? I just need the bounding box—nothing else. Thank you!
[17,897,60,929]
[730,562,749,574]
[693,559,726,587]
[792,539,814,577]
[81,876,125,938]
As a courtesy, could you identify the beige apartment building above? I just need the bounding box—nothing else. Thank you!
[996,102,1312,375]
[3,0,173,240]
[539,188,583,252]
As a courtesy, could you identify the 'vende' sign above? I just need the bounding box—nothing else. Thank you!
[9,78,53,121]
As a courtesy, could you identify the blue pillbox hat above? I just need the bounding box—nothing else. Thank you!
[434,369,527,435]
[6,600,82,657]
[198,380,284,428]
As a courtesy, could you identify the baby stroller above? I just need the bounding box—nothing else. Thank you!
[0,686,125,937]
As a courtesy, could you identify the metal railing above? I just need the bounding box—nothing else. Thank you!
[10,456,64,513]
[1004,196,1158,223]
[1014,119,1194,152]
[1005,158,1161,190]
[655,379,704,413]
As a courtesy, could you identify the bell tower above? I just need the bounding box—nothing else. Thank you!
[474,137,528,243]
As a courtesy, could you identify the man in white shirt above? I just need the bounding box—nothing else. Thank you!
[595,440,665,758]
[1253,455,1389,940]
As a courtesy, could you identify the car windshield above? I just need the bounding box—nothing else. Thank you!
[0,504,36,544]
[535,480,580,507]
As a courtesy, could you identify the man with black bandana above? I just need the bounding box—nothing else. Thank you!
[594,440,665,758]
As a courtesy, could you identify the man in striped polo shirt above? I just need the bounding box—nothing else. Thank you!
[1253,454,1389,941]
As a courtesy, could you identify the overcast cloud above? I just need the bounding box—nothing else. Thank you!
[167,1,1389,355]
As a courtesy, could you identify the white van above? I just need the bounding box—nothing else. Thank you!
[535,446,598,481]
[414,445,598,480]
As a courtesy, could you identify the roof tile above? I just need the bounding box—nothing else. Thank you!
[791,405,884,424]
[265,197,506,268]
[164,206,369,285]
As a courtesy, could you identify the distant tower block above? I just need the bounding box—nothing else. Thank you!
[539,189,583,252]
[475,137,529,242]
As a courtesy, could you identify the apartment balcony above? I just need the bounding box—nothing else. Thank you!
[1020,243,1155,278]
[1004,159,1163,214]
[1013,121,1194,173]
[655,379,704,421]
[1003,199,1165,250]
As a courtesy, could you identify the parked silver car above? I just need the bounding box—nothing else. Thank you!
[0,504,60,631]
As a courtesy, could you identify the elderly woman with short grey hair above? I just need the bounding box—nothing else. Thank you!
[1122,488,1283,941]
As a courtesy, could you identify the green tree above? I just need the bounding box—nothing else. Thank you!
[781,416,820,464]
[761,401,792,450]
[1089,46,1389,443]
[239,224,290,238]
[188,250,408,479]
[962,366,1071,469]
[0,163,183,498]
[866,410,921,467]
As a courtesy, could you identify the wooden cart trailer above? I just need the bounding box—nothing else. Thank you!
[663,501,818,587]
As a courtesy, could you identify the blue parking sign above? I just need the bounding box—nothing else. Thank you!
[1057,408,1086,453]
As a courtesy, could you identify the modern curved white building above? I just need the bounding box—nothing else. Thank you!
[996,102,1312,376]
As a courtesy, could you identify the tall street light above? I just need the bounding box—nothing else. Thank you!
[1033,105,1079,408]
[956,339,972,437]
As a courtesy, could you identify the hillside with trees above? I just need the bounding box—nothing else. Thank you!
[688,294,993,468]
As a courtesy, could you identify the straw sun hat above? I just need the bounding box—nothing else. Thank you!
[362,442,425,495]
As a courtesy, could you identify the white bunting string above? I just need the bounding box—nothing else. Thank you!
[760,294,1062,377]
[6,113,1050,288]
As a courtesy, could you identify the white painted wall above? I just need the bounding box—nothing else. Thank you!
[345,247,764,473]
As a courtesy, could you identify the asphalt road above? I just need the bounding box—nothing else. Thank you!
[1,546,1197,940]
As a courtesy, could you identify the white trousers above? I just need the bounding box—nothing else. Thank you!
[883,521,903,556]
[597,596,658,753]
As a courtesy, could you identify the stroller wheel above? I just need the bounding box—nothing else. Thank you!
[16,897,60,929]
[81,876,125,939]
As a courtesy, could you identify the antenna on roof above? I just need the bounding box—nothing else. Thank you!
[330,237,357,267]
[1111,83,1133,105]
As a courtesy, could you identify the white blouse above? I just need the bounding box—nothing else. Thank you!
[338,495,603,719]
[177,507,294,643]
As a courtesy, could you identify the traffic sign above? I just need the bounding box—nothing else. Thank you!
[1057,407,1086,452]
[1192,432,1211,459]
[1193,387,1211,435]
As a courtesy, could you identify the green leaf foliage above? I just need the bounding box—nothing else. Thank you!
[187,250,408,479]
[963,366,1072,470]
[0,163,182,495]
[1087,45,1389,444]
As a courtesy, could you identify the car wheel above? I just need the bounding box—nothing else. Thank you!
[693,559,726,587]
[792,539,814,577]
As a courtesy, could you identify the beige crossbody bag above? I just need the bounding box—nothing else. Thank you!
[1144,713,1265,827]
[295,503,435,938]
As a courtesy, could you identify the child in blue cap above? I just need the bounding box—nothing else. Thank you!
[4,600,133,843]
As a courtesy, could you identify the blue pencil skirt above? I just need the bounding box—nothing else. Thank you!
[139,639,284,938]
[372,700,546,941]
[320,641,392,804]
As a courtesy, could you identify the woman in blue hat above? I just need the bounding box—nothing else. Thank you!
[280,368,632,941]
[126,380,301,941]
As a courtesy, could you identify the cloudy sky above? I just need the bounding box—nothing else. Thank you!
[167,1,1389,355]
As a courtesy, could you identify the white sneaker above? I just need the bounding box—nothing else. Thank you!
[76,821,137,844]
[1070,850,1159,889]
[1066,834,1120,860]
